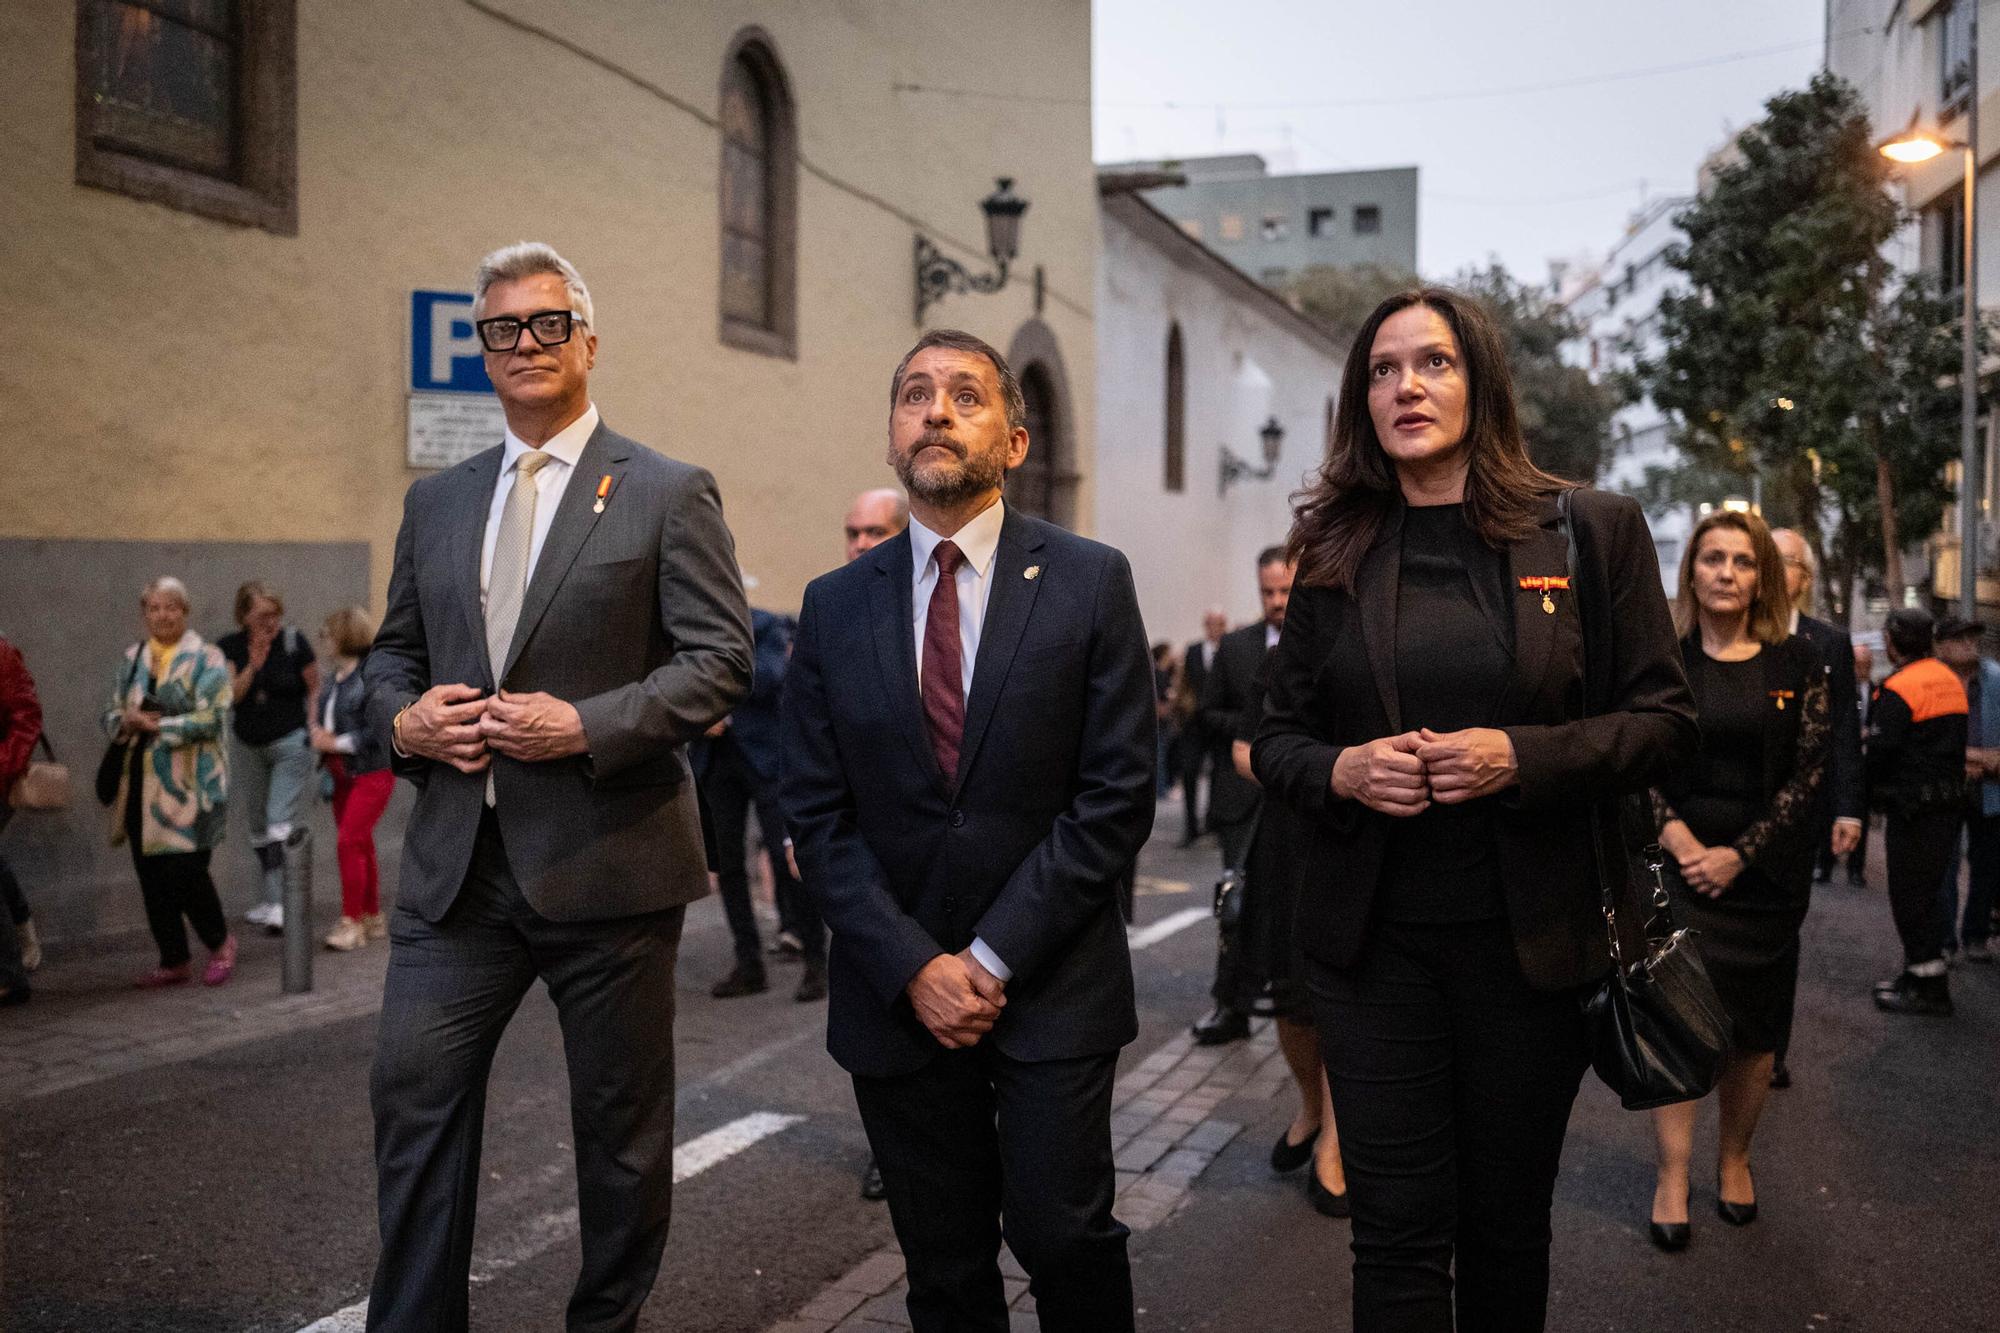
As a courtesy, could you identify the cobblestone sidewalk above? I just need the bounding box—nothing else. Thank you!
[765,1024,1288,1333]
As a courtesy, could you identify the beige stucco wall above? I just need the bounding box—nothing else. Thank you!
[0,0,1097,610]
[0,0,1094,937]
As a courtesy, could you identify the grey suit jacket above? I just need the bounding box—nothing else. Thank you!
[365,421,753,922]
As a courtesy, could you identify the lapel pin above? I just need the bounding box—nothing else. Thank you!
[1024,565,1042,580]
[1517,574,1571,615]
[593,473,614,514]
[1770,688,1795,711]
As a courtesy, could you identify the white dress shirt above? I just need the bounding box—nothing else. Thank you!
[479,404,600,608]
[909,498,1006,701]
[906,499,1012,981]
[1266,622,1280,651]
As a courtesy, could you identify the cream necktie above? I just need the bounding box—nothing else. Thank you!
[486,450,553,678]
[484,450,552,806]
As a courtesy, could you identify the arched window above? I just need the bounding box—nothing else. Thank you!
[1164,324,1186,492]
[1015,363,1061,522]
[718,30,797,358]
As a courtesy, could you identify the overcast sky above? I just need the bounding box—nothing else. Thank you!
[1092,0,1829,281]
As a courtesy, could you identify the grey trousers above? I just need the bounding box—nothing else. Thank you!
[367,811,686,1333]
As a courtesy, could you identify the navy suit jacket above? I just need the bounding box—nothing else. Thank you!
[780,506,1157,1078]
[692,608,793,789]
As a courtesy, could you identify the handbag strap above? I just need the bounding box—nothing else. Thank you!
[1555,490,1678,967]
[36,732,55,762]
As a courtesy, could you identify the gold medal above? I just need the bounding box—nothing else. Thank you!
[1542,593,1555,614]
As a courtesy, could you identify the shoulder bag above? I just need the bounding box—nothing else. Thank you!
[10,733,71,812]
[1559,489,1734,1110]
[94,647,145,807]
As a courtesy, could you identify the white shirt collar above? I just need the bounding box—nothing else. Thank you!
[1787,607,1800,635]
[909,498,1006,579]
[501,403,599,474]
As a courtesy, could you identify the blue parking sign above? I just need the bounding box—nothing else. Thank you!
[410,291,495,393]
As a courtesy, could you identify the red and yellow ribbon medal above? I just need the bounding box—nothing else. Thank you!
[1518,574,1571,615]
[593,474,614,514]
[1770,689,1795,712]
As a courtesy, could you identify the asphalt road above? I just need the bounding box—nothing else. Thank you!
[4,811,1995,1332]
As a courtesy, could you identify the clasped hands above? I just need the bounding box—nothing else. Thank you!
[1660,820,1743,897]
[907,949,1006,1049]
[1330,727,1518,816]
[395,682,587,773]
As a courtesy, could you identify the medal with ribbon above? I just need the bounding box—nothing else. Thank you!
[1518,574,1571,615]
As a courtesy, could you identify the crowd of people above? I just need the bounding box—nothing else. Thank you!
[0,245,1993,1333]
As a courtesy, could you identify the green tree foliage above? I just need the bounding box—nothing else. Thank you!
[1639,71,1969,602]
[1286,261,1618,483]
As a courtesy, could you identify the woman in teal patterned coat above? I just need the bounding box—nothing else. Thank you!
[103,577,238,987]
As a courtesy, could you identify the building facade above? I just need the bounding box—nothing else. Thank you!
[0,0,1098,938]
[1100,153,1419,289]
[1095,181,1346,645]
[1828,0,2000,602]
[1558,195,1698,591]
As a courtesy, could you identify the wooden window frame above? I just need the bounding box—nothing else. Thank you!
[73,0,298,235]
[716,27,798,360]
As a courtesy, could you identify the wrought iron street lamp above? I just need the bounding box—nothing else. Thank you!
[1219,416,1286,496]
[914,178,1029,325]
[1883,101,1980,616]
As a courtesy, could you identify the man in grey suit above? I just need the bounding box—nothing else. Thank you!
[363,243,752,1332]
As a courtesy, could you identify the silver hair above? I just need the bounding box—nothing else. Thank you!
[473,242,594,327]
[142,576,191,612]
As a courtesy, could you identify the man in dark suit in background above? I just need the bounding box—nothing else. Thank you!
[782,329,1156,1332]
[697,604,826,1003]
[1190,546,1294,1046]
[1770,529,1865,1087]
[363,244,753,1332]
[1176,608,1228,846]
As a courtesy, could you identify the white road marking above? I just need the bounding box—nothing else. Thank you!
[291,1111,804,1333]
[1127,906,1211,951]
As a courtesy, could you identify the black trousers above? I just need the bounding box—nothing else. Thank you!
[1179,722,1210,836]
[123,780,227,969]
[702,737,823,968]
[1308,918,1589,1333]
[367,811,686,1333]
[1885,808,1958,967]
[0,809,28,992]
[852,1045,1131,1333]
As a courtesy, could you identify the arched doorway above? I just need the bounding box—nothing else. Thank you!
[1005,320,1078,527]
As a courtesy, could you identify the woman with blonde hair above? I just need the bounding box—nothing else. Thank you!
[1644,508,1829,1250]
[310,606,392,950]
[218,580,320,932]
[104,577,237,987]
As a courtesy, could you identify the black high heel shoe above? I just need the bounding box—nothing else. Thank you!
[1649,1184,1691,1252]
[1716,1166,1758,1226]
[1270,1125,1320,1173]
[1307,1167,1350,1218]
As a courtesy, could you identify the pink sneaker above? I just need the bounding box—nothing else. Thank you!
[202,935,238,987]
[134,963,192,989]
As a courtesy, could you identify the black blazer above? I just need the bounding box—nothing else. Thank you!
[780,507,1158,1077]
[1792,613,1865,823]
[1251,489,1698,991]
[324,660,389,776]
[1200,623,1269,827]
[1180,638,1216,735]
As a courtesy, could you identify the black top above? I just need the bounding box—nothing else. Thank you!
[218,627,316,745]
[1674,650,1768,847]
[1380,503,1513,922]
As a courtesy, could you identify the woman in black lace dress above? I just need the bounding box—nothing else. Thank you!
[1646,510,1828,1251]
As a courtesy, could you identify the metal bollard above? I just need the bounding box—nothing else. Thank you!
[282,825,314,994]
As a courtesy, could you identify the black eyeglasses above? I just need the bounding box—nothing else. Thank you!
[475,308,584,352]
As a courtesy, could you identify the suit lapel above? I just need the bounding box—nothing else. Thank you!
[1355,506,1403,734]
[955,509,1048,789]
[502,424,628,678]
[453,447,503,686]
[1495,497,1570,721]
[866,533,942,785]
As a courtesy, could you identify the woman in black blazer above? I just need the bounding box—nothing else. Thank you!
[1252,287,1696,1332]
[1645,510,1827,1250]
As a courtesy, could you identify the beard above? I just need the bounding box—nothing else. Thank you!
[892,429,1007,508]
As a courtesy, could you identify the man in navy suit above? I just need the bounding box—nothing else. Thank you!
[781,330,1157,1332]
[695,605,825,1002]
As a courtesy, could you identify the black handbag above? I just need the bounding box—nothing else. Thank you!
[94,647,145,807]
[1559,490,1734,1110]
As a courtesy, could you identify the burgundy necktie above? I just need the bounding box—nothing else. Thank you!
[922,540,967,782]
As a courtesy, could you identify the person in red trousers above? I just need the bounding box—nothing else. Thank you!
[310,608,394,951]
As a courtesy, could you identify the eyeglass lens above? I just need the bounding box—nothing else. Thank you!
[478,311,574,352]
